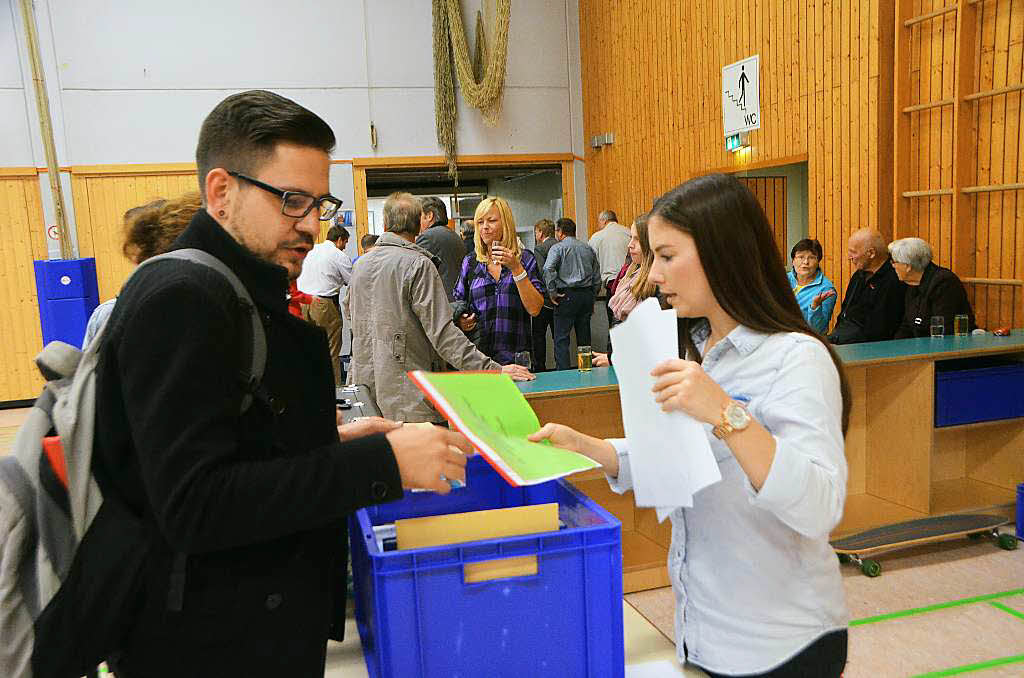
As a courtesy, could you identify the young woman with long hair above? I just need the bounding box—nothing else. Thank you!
[531,173,850,677]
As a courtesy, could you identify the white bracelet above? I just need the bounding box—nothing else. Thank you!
[512,269,528,282]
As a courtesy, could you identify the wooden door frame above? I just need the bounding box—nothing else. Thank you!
[350,153,577,252]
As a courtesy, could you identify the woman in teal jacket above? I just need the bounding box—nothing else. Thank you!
[787,238,837,334]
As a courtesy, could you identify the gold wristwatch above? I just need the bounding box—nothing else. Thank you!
[712,401,751,440]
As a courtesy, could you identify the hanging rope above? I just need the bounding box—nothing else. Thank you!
[433,0,457,177]
[432,0,511,178]
[472,10,487,82]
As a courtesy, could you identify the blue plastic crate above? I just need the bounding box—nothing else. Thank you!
[934,356,1024,427]
[350,456,624,678]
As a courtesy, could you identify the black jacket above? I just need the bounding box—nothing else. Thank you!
[94,210,403,677]
[828,258,905,344]
[894,262,975,338]
[416,221,468,301]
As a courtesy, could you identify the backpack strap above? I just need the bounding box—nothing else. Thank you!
[137,249,267,413]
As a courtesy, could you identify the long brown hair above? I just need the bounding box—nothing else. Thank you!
[650,173,851,433]
[627,214,658,301]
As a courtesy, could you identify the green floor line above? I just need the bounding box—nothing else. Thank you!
[850,588,1024,627]
[989,601,1024,621]
[911,653,1024,677]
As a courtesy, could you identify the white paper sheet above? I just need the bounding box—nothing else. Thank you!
[609,298,721,519]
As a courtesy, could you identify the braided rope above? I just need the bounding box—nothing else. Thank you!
[432,0,510,178]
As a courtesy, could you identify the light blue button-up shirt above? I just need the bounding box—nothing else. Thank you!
[608,323,849,675]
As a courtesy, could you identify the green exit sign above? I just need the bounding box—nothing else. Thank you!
[725,132,748,152]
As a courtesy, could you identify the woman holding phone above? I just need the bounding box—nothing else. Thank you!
[530,174,851,677]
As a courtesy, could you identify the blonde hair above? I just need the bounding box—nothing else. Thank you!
[628,214,658,301]
[472,196,521,263]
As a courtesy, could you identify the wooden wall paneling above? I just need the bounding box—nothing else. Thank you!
[988,0,1010,329]
[850,0,861,236]
[976,1,996,327]
[999,2,1021,328]
[841,0,851,255]
[898,0,916,240]
[0,174,46,401]
[69,169,197,302]
[940,11,956,267]
[953,1,979,283]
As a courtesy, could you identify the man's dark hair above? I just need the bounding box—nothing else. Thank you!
[534,218,555,239]
[326,225,349,243]
[195,90,336,201]
[420,196,448,226]
[555,217,577,237]
[383,192,422,236]
[360,234,379,250]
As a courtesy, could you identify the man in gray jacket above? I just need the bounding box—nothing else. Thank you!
[347,192,532,423]
[415,196,466,301]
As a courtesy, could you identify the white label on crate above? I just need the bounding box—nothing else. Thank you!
[60,275,71,285]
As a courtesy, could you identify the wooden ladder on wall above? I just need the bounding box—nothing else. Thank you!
[893,0,1024,328]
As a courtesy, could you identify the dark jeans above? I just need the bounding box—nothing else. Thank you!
[531,305,554,371]
[553,288,594,370]
[697,629,848,678]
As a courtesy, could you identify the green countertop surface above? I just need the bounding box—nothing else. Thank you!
[516,331,1024,396]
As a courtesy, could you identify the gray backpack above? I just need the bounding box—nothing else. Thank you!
[0,249,265,677]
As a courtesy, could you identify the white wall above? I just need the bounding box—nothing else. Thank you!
[20,0,581,169]
[2,2,39,166]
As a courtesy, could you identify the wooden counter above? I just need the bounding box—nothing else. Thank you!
[519,333,1024,591]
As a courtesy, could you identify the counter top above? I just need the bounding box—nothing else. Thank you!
[517,332,1024,396]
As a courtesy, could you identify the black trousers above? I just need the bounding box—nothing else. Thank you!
[553,288,595,370]
[531,305,554,371]
[697,629,848,678]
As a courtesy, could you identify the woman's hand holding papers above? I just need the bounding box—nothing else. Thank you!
[386,425,475,495]
[528,423,619,477]
[650,359,730,424]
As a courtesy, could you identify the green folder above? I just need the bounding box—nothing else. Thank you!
[408,371,601,486]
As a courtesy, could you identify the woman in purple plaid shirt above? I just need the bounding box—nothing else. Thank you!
[454,197,546,364]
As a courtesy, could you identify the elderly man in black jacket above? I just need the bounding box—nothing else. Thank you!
[828,228,906,344]
[94,90,471,678]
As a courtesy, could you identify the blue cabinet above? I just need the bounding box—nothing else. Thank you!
[33,258,99,348]
[935,355,1024,427]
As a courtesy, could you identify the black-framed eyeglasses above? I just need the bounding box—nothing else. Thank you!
[228,171,342,221]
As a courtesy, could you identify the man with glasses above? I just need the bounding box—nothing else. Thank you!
[93,90,473,677]
[296,222,352,385]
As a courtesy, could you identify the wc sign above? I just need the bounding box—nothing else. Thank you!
[722,55,761,137]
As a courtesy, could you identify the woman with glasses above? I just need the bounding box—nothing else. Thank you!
[531,174,851,677]
[787,238,837,334]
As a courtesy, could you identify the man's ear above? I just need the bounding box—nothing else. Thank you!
[205,168,232,220]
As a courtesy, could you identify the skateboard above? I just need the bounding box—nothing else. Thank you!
[830,513,1018,577]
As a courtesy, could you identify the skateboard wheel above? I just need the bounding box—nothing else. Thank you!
[837,553,852,564]
[861,559,881,577]
[998,534,1018,551]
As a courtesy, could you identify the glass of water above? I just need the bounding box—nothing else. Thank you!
[930,316,945,338]
[514,351,531,370]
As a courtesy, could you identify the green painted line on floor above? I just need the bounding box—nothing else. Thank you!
[989,601,1024,621]
[911,653,1024,677]
[850,588,1024,627]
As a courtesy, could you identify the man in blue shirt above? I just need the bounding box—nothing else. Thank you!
[543,217,601,370]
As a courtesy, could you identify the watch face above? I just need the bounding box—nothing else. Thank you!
[725,402,750,429]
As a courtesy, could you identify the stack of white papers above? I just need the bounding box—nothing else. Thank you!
[609,298,721,520]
